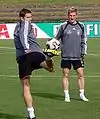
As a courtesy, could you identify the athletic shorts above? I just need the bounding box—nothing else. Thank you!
[61,59,84,70]
[17,52,45,79]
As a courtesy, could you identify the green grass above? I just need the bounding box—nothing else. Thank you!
[0,0,100,4]
[0,38,100,119]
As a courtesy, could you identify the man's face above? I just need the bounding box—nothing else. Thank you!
[24,13,32,22]
[68,12,77,23]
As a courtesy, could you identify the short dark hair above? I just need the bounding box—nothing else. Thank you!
[19,8,32,17]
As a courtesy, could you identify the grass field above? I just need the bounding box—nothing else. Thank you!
[0,38,100,119]
[0,0,100,118]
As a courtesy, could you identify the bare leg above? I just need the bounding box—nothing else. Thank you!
[21,77,33,107]
[62,68,70,90]
[40,60,54,72]
[76,68,89,101]
[21,77,36,118]
[76,67,85,90]
[62,68,70,102]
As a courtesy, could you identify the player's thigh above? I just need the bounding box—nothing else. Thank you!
[72,60,84,70]
[61,60,71,77]
[40,59,54,69]
[40,60,47,68]
[61,60,71,70]
[17,52,45,79]
[76,67,84,78]
[17,55,32,79]
[31,52,46,69]
[62,68,70,78]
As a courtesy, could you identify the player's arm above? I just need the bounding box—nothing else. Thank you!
[19,21,31,53]
[55,24,63,40]
[81,24,87,56]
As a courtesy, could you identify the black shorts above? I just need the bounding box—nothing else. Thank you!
[17,52,45,79]
[61,59,84,70]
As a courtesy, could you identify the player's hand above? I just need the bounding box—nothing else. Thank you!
[81,54,86,59]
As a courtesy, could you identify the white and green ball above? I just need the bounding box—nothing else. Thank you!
[46,38,60,50]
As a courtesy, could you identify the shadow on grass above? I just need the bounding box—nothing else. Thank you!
[0,112,25,119]
[70,97,81,101]
[32,92,82,102]
[32,92,63,101]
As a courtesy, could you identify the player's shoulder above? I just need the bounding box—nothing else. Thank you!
[60,21,69,26]
[59,21,69,29]
[77,21,85,27]
[14,21,20,31]
[16,21,20,26]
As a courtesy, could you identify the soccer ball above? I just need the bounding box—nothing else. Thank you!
[46,38,60,50]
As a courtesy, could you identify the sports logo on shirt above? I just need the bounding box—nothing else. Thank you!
[73,27,76,30]
[77,30,80,36]
[67,30,72,34]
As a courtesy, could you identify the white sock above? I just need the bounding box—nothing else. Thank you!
[64,90,69,97]
[79,89,84,95]
[27,107,35,118]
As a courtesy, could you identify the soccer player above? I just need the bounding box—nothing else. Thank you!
[55,7,89,102]
[14,8,54,119]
